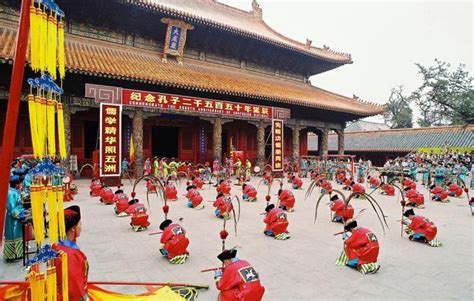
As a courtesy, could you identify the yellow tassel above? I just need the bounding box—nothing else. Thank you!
[40,8,48,73]
[61,252,69,301]
[56,103,67,160]
[56,185,66,240]
[28,94,39,158]
[46,266,57,301]
[34,96,43,158]
[46,99,56,157]
[28,271,46,301]
[30,185,45,246]
[29,4,39,71]
[40,96,48,157]
[57,20,65,80]
[47,185,58,244]
[47,14,57,79]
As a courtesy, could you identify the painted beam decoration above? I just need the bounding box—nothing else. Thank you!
[100,103,122,177]
[272,119,284,171]
[122,89,274,119]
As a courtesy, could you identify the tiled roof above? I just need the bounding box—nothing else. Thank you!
[126,0,352,64]
[308,125,474,152]
[0,22,382,116]
[345,120,390,132]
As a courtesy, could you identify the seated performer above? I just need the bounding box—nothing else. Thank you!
[447,182,463,197]
[263,172,273,185]
[214,249,265,301]
[186,185,204,209]
[165,180,178,201]
[336,171,346,185]
[321,180,333,194]
[351,181,366,195]
[213,192,233,219]
[114,195,131,217]
[367,176,380,189]
[192,176,204,189]
[405,188,425,208]
[217,180,232,196]
[291,175,303,189]
[380,182,395,196]
[287,172,294,183]
[330,195,354,223]
[342,178,352,191]
[430,184,450,203]
[159,219,190,264]
[99,187,114,204]
[263,204,290,240]
[335,221,380,274]
[89,179,102,197]
[124,198,146,216]
[403,209,441,246]
[113,186,128,203]
[146,179,157,193]
[402,178,416,191]
[278,189,296,212]
[130,206,150,232]
[53,206,89,301]
[242,183,257,202]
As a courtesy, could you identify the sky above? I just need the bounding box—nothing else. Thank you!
[220,0,473,124]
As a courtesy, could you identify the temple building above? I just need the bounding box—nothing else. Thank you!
[0,0,383,173]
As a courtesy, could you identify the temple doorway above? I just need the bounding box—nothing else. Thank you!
[84,121,99,159]
[152,126,179,158]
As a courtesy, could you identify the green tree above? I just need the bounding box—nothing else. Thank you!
[412,59,474,126]
[384,86,413,128]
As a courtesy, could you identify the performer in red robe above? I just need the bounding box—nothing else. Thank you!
[242,184,257,202]
[213,192,233,219]
[342,178,352,191]
[89,179,102,197]
[447,182,463,197]
[403,209,439,244]
[53,206,89,301]
[321,180,333,194]
[351,181,366,195]
[99,187,114,204]
[263,204,290,240]
[405,188,425,208]
[330,195,354,223]
[367,176,380,189]
[165,180,178,201]
[125,199,146,216]
[214,249,265,301]
[380,182,395,196]
[146,180,157,193]
[192,176,204,189]
[130,206,150,232]
[278,189,296,212]
[217,180,232,195]
[159,219,190,264]
[114,195,131,216]
[402,178,416,191]
[339,221,380,274]
[186,185,204,209]
[263,172,273,185]
[291,175,303,189]
[430,185,450,202]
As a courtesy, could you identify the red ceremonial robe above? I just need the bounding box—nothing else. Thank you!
[330,199,354,221]
[278,190,295,210]
[352,183,366,194]
[165,184,178,201]
[53,240,89,301]
[381,184,395,196]
[243,185,257,198]
[448,183,463,197]
[216,259,265,301]
[321,180,333,193]
[217,183,232,195]
[190,190,203,207]
[160,224,189,259]
[100,188,114,204]
[431,186,449,201]
[213,196,233,216]
[406,189,424,206]
[292,176,303,189]
[344,227,379,266]
[403,178,416,190]
[193,177,204,189]
[408,215,437,241]
[263,208,289,235]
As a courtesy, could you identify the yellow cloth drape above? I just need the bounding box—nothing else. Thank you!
[87,285,185,301]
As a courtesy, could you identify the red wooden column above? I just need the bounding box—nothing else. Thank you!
[0,0,31,246]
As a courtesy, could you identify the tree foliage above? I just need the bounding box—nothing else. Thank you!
[411,59,474,126]
[384,86,413,128]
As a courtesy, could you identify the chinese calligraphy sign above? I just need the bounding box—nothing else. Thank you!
[100,103,122,177]
[161,18,194,64]
[272,119,284,171]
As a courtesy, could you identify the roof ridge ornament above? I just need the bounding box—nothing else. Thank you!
[251,0,263,19]
[305,39,312,49]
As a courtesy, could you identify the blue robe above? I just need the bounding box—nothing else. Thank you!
[3,187,24,260]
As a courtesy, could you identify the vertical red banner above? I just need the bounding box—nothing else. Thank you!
[272,119,284,171]
[100,103,122,177]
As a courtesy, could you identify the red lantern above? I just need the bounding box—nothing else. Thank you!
[162,205,169,214]
[464,188,469,193]
[131,191,136,198]
[400,200,406,207]
[265,195,271,202]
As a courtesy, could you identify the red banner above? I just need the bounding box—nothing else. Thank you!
[272,119,284,171]
[100,104,122,177]
[122,89,273,119]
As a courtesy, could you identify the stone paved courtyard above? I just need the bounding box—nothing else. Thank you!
[1,176,473,300]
